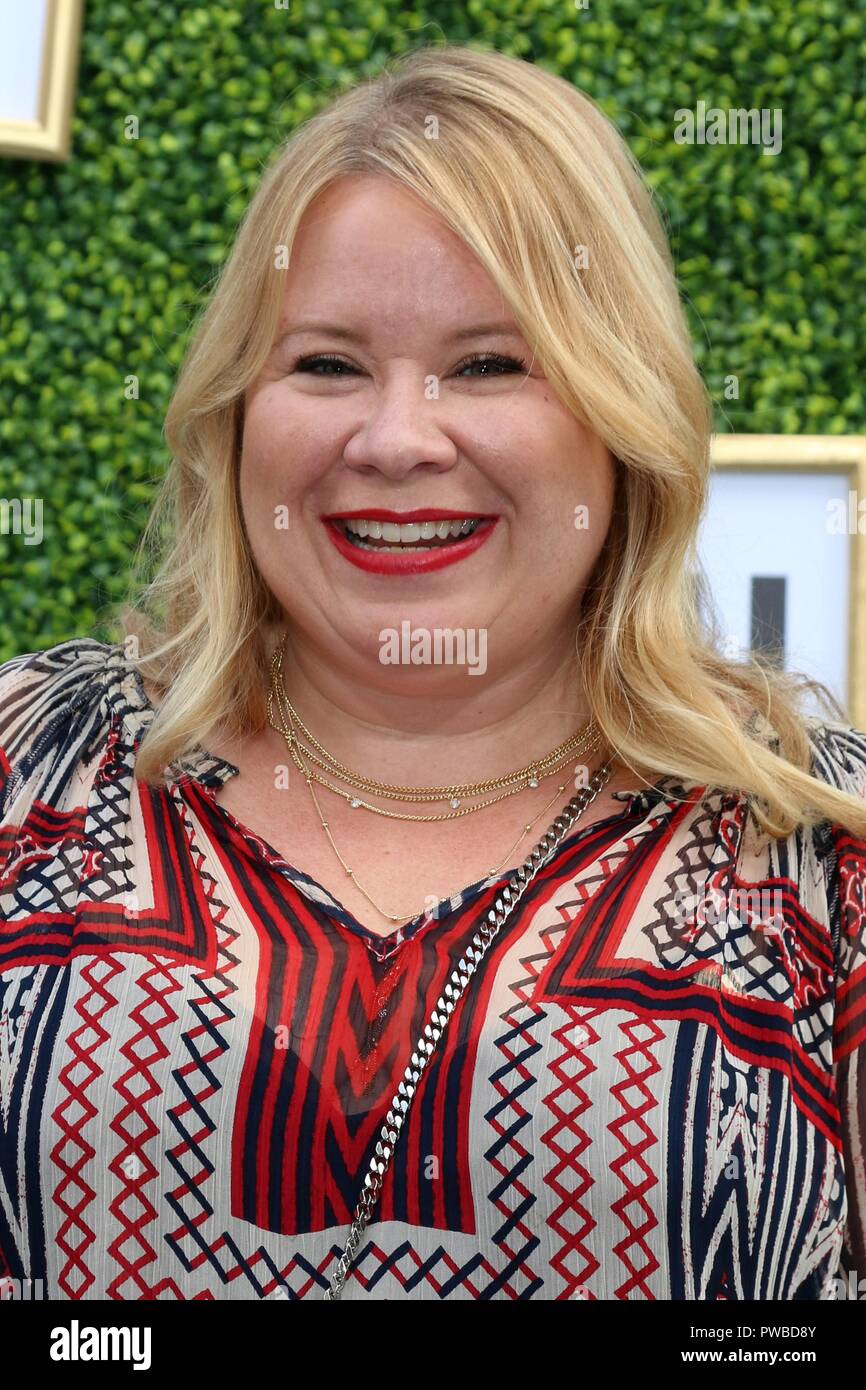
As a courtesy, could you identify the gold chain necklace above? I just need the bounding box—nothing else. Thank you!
[297,747,582,922]
[272,638,596,795]
[274,717,595,810]
[267,632,599,818]
[269,695,600,822]
[266,634,607,923]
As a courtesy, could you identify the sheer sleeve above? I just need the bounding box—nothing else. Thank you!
[807,720,866,1279]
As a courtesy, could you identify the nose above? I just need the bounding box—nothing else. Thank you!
[341,370,459,479]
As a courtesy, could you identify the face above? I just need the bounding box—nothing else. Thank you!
[240,174,615,691]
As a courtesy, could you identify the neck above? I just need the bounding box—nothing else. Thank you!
[266,627,604,788]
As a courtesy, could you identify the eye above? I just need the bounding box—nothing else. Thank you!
[292,353,358,376]
[453,352,528,377]
[289,351,529,378]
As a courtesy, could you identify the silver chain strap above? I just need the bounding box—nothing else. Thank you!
[324,760,613,1300]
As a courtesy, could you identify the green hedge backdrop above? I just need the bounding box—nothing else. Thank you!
[0,0,864,657]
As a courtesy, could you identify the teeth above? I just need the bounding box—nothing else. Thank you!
[341,517,482,544]
[381,522,414,542]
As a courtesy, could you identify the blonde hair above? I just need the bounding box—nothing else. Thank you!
[115,40,866,841]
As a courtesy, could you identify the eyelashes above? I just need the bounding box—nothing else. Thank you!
[289,351,529,378]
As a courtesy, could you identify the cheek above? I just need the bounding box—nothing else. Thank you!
[538,456,615,566]
[241,386,297,466]
[237,416,295,557]
[237,436,277,538]
[239,388,326,504]
[244,376,340,452]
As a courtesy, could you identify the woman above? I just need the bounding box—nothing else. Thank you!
[1,43,865,1302]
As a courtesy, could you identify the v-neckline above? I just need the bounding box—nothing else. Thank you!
[185,762,685,955]
[123,649,688,953]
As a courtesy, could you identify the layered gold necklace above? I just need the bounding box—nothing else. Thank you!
[266,631,606,923]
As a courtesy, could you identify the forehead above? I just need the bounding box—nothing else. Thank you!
[274,175,512,333]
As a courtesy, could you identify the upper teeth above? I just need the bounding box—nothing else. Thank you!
[342,519,480,541]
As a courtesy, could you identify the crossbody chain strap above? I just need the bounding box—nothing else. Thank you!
[324,760,613,1300]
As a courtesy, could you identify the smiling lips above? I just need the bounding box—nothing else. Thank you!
[322,508,499,575]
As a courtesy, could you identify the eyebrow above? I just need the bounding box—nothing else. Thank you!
[273,319,520,346]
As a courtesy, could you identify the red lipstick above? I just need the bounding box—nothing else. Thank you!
[322,513,498,576]
[323,509,493,522]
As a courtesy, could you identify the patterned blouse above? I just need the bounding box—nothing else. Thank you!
[0,638,864,1301]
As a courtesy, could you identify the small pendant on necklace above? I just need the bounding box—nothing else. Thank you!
[350,798,361,808]
[450,797,460,808]
[528,777,539,788]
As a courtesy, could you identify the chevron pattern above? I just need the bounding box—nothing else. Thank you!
[0,640,863,1298]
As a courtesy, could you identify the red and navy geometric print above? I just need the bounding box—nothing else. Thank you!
[0,640,864,1298]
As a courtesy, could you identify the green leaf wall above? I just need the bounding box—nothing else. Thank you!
[1,0,863,655]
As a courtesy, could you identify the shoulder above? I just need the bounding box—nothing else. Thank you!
[738,705,866,807]
[0,635,150,740]
[791,718,866,1060]
[801,716,866,803]
[0,636,151,813]
[0,634,144,700]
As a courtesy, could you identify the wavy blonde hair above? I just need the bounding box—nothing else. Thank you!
[115,40,866,841]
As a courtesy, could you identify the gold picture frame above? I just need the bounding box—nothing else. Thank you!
[711,434,866,728]
[0,0,84,162]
